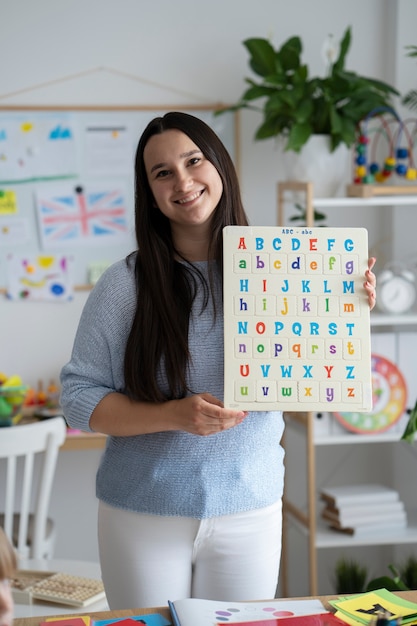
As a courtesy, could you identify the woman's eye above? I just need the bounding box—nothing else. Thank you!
[188,157,201,166]
[155,169,170,178]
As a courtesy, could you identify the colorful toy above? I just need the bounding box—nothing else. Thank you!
[0,373,28,426]
[353,107,417,185]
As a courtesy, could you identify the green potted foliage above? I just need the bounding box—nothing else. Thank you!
[333,556,417,594]
[334,557,368,594]
[403,45,417,111]
[220,26,398,153]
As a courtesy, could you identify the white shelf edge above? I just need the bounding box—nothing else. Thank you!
[313,195,417,208]
[371,313,417,326]
[314,432,406,445]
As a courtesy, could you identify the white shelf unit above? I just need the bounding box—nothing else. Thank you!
[277,181,417,597]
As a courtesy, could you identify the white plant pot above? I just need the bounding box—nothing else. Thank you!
[280,134,350,198]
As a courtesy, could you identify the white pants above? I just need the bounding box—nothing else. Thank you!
[97,500,282,609]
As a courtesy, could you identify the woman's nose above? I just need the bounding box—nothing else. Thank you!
[174,169,193,191]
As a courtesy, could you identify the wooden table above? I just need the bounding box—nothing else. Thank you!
[18,413,107,451]
[13,591,417,626]
[60,431,106,451]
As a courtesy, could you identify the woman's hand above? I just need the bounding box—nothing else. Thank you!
[364,257,377,310]
[170,393,248,436]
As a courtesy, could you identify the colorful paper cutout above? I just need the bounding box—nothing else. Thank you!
[0,189,17,213]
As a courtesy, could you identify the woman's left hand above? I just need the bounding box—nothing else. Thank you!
[364,257,377,310]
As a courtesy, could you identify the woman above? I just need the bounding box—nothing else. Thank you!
[60,112,377,608]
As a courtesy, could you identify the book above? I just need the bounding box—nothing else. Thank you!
[328,518,407,536]
[45,618,91,626]
[42,619,90,626]
[329,588,417,624]
[322,506,407,527]
[93,617,170,626]
[320,484,400,508]
[322,500,405,521]
[214,614,348,626]
[168,597,328,626]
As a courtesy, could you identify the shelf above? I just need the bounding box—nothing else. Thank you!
[312,195,417,208]
[371,313,417,326]
[277,180,417,596]
[314,431,407,446]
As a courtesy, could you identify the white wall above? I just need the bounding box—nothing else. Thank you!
[2,0,417,596]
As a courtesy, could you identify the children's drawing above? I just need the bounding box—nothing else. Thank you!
[84,124,133,176]
[6,254,74,301]
[223,226,372,412]
[0,218,29,244]
[35,183,130,248]
[0,113,77,183]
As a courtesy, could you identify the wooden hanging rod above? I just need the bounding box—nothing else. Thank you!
[0,103,230,112]
[0,284,92,296]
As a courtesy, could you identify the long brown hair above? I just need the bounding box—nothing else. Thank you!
[124,112,248,402]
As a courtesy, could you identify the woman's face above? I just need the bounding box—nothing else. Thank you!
[143,129,223,234]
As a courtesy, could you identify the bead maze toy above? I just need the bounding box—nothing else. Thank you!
[349,107,417,197]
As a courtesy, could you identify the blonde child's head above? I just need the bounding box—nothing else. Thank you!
[0,527,17,626]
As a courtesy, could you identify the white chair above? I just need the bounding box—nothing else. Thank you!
[0,416,66,559]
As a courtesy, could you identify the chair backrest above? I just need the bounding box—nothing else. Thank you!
[0,417,66,559]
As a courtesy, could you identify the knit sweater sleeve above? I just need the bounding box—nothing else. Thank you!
[60,258,136,432]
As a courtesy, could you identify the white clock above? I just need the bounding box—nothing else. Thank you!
[377,265,416,314]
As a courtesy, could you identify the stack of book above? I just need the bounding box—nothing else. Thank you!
[320,483,407,536]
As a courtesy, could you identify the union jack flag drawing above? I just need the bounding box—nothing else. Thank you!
[36,183,130,248]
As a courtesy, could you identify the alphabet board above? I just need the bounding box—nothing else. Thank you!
[223,226,372,412]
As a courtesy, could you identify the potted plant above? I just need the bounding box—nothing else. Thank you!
[220,26,399,154]
[334,557,368,594]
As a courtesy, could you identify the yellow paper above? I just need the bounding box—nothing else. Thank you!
[0,190,17,214]
[332,589,417,623]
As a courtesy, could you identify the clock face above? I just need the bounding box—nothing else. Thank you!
[378,275,416,314]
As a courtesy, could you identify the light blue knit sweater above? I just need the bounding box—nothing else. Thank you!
[60,256,285,518]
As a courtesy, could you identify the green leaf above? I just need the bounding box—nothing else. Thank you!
[405,45,417,58]
[333,26,351,72]
[286,122,313,152]
[278,36,302,71]
[254,116,284,140]
[403,90,417,111]
[243,38,277,77]
[366,576,407,592]
[241,84,278,101]
[401,398,417,443]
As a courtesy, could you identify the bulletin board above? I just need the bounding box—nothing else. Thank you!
[0,105,238,298]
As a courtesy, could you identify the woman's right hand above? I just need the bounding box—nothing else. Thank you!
[90,391,247,437]
[169,393,248,436]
